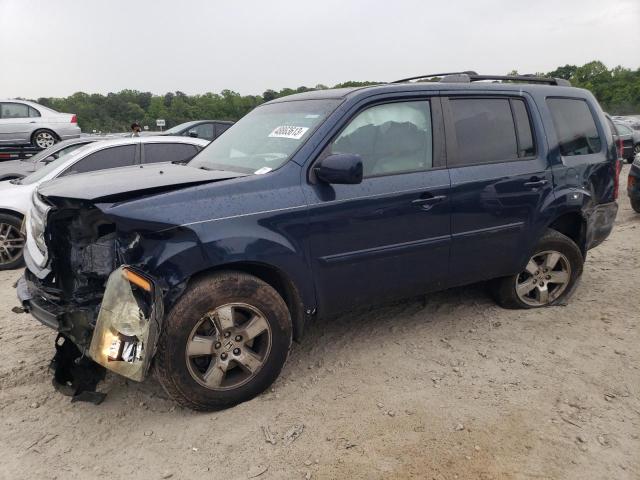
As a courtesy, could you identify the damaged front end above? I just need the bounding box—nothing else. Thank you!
[18,192,165,398]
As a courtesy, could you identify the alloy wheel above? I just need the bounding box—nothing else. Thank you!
[35,131,55,149]
[515,250,571,306]
[185,303,272,391]
[0,222,25,266]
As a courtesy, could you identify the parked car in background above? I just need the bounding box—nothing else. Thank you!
[0,100,81,149]
[629,153,640,213]
[0,137,110,181]
[0,135,208,270]
[162,120,234,141]
[613,121,640,160]
[16,73,620,411]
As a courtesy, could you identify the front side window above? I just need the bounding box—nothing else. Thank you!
[144,143,199,164]
[547,98,602,156]
[448,98,518,166]
[62,145,137,176]
[330,101,433,177]
[1,102,30,119]
[186,123,214,140]
[189,99,339,174]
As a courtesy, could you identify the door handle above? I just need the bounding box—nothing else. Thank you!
[412,194,447,209]
[524,179,548,188]
[29,121,36,123]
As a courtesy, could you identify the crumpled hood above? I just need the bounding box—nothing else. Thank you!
[37,163,245,203]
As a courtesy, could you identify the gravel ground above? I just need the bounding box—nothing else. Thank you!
[0,165,638,480]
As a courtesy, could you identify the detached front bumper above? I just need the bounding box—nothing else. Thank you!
[17,266,163,382]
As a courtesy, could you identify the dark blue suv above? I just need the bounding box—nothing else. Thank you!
[18,73,619,410]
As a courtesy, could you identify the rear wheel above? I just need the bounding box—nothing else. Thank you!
[0,213,25,270]
[31,129,57,149]
[155,271,292,411]
[492,230,583,309]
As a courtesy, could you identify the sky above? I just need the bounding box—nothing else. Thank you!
[1,0,639,99]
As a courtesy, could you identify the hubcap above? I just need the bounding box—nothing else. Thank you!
[185,303,272,391]
[515,250,571,306]
[35,132,55,149]
[0,222,25,266]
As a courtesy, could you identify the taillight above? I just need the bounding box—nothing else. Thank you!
[613,160,622,200]
[70,114,77,123]
[617,138,624,159]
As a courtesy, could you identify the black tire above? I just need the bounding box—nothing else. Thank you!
[0,213,25,270]
[30,129,58,149]
[631,197,640,213]
[492,229,583,309]
[155,271,292,411]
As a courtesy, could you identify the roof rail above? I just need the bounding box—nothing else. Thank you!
[391,72,479,83]
[392,72,571,87]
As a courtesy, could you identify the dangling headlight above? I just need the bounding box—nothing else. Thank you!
[29,190,52,256]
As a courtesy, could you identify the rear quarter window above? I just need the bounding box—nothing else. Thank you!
[547,98,602,156]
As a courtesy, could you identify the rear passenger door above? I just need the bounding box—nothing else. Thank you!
[142,142,200,164]
[442,95,553,286]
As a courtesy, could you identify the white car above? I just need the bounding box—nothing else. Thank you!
[0,135,209,270]
[0,99,81,148]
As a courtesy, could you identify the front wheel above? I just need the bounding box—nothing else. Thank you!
[155,271,292,411]
[0,213,25,270]
[492,230,583,309]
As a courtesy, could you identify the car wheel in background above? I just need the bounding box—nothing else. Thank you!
[634,144,640,157]
[0,213,26,270]
[631,197,640,213]
[31,129,57,149]
[155,271,292,411]
[492,229,583,309]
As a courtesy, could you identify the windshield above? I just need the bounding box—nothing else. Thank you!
[188,99,340,174]
[19,143,95,185]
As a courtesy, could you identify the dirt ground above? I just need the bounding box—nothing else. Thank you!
[0,165,638,480]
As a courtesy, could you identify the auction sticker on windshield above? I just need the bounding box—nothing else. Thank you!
[268,126,309,139]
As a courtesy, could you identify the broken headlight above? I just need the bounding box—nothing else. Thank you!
[29,190,51,256]
[88,266,162,381]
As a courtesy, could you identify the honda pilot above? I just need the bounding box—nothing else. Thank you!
[17,73,619,410]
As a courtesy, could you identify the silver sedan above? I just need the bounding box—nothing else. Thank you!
[0,99,81,149]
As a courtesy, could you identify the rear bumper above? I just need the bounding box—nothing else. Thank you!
[56,125,82,140]
[585,201,618,250]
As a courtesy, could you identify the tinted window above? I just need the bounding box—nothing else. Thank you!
[144,143,199,164]
[547,98,601,156]
[449,98,517,166]
[511,99,535,157]
[330,101,432,177]
[62,145,137,175]
[1,102,30,119]
[215,123,231,138]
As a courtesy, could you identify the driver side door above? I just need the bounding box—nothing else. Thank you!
[303,97,451,315]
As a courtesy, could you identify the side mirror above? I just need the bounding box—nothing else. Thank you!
[42,155,56,164]
[188,130,198,138]
[314,153,363,185]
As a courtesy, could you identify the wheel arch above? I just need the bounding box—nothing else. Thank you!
[30,128,60,144]
[185,261,307,342]
[0,208,24,221]
[545,211,587,257]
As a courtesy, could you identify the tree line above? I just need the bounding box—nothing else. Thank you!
[32,61,639,133]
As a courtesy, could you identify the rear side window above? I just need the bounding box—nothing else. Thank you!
[547,98,601,156]
[448,98,518,165]
[144,143,199,164]
[511,99,535,157]
[62,145,137,176]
